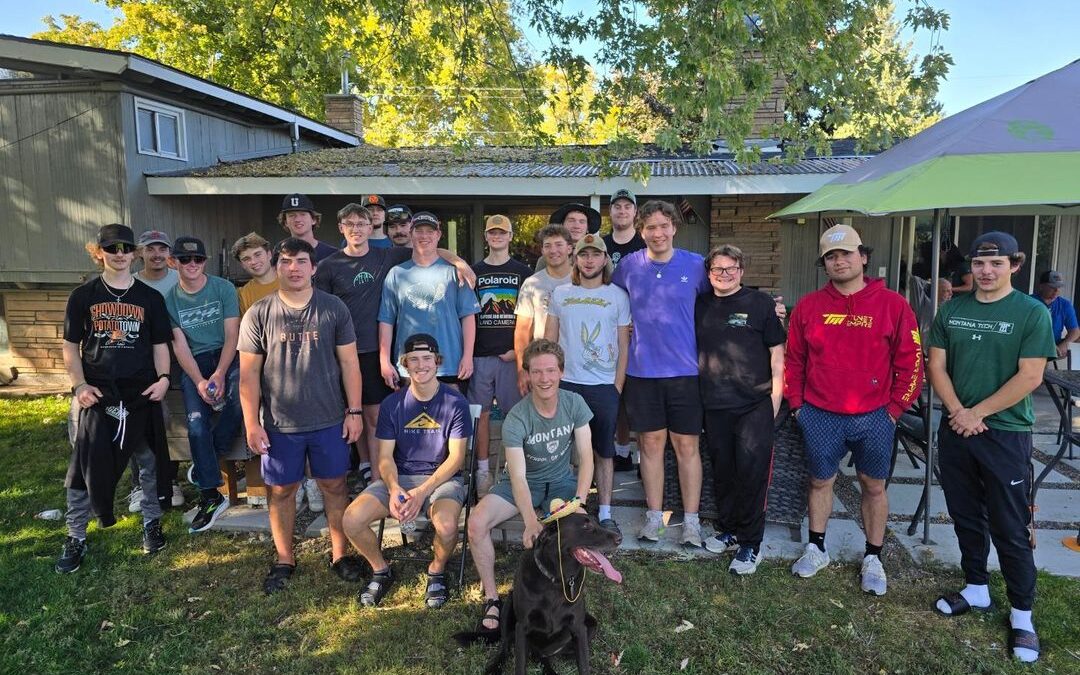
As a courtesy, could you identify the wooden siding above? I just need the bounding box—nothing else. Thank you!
[0,86,126,283]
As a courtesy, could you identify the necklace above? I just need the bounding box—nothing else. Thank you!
[102,277,133,302]
[649,258,671,279]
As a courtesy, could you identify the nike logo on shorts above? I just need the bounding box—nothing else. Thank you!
[1010,479,1024,486]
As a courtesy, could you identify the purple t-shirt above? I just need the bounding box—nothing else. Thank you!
[375,384,473,475]
[611,248,709,377]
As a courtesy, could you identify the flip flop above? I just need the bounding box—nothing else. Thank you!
[1008,628,1040,661]
[330,555,366,582]
[262,563,295,595]
[933,591,993,617]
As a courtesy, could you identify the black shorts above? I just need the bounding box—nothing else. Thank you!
[624,375,702,435]
[359,351,391,406]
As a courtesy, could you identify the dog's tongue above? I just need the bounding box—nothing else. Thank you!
[587,549,623,584]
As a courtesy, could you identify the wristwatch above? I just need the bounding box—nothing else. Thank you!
[157,373,170,381]
[346,408,363,416]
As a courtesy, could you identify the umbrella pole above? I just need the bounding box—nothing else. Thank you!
[924,209,946,543]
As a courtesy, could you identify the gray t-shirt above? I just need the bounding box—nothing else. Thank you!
[238,290,357,434]
[501,389,592,485]
[136,268,179,295]
[548,283,631,386]
[514,268,571,339]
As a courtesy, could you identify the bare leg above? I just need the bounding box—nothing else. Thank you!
[428,499,463,574]
[857,473,888,546]
[467,494,519,601]
[342,493,390,571]
[317,476,350,562]
[361,405,380,481]
[670,431,702,514]
[808,475,837,533]
[638,429,668,511]
[268,483,300,565]
[476,411,491,462]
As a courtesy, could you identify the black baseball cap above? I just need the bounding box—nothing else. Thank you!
[363,194,387,209]
[386,204,413,222]
[968,231,1019,259]
[173,236,207,258]
[280,193,316,213]
[411,211,441,230]
[549,203,601,234]
[98,223,135,247]
[403,333,440,355]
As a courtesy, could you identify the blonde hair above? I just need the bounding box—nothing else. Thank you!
[84,242,105,269]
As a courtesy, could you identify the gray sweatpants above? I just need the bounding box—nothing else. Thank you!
[65,443,162,540]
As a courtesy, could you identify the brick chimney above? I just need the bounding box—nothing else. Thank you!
[323,94,364,141]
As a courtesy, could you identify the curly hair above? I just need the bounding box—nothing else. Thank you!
[522,338,565,372]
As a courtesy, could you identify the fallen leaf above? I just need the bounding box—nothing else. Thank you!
[186,597,203,603]
[828,599,844,609]
[210,666,221,671]
[792,642,811,652]
[673,619,695,633]
[611,651,623,667]
[100,620,114,632]
[680,657,689,670]
[116,639,131,648]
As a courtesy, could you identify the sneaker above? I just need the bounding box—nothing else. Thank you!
[599,518,622,537]
[128,488,144,513]
[170,483,185,507]
[55,536,87,574]
[791,543,830,578]
[704,531,739,554]
[358,465,373,488]
[304,479,324,513]
[680,520,703,548]
[612,454,635,472]
[860,554,887,596]
[142,518,167,555]
[729,545,760,575]
[475,470,493,497]
[189,493,229,533]
[248,495,267,507]
[295,484,306,512]
[638,512,665,542]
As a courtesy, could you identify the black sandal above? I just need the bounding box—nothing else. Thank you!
[1008,628,1040,660]
[330,555,366,582]
[933,591,993,617]
[425,571,449,609]
[262,563,295,595]
[359,567,394,607]
[478,597,502,633]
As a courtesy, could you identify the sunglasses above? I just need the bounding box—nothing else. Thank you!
[176,255,207,265]
[102,243,134,254]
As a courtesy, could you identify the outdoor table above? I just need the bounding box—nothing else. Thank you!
[1038,369,1080,502]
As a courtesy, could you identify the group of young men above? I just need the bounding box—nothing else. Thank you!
[58,187,1052,661]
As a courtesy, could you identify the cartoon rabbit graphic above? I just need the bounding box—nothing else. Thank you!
[581,321,616,376]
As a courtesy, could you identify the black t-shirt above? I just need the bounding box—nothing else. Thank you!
[63,277,172,385]
[695,286,787,412]
[314,246,412,353]
[472,258,533,357]
[603,232,646,269]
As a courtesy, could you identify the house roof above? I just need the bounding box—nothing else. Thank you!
[0,34,358,148]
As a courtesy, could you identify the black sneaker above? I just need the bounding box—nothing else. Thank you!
[55,536,87,574]
[142,518,167,554]
[189,493,229,533]
[612,454,635,472]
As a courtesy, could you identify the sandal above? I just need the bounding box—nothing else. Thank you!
[933,591,993,617]
[1008,628,1040,661]
[262,563,295,595]
[330,555,366,582]
[359,567,394,607]
[425,571,449,609]
[478,597,502,633]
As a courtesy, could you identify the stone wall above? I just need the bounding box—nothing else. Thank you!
[708,194,800,293]
[0,289,73,381]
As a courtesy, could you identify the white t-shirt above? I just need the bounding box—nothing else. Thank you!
[514,268,571,339]
[548,283,631,385]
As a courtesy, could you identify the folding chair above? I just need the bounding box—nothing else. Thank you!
[893,399,943,537]
[376,404,482,589]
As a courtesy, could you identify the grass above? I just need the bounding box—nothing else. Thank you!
[1,395,1078,674]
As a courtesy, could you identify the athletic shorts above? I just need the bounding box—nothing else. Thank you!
[468,355,523,413]
[262,424,350,486]
[488,472,578,512]
[624,375,702,435]
[797,403,895,480]
[560,381,618,458]
[361,474,466,512]
[359,350,392,406]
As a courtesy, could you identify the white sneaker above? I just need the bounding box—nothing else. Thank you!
[304,479,324,513]
[791,543,830,578]
[680,520,703,548]
[475,470,493,497]
[170,483,185,507]
[729,545,761,575]
[247,495,267,507]
[128,488,144,513]
[638,512,665,542]
[860,554,887,596]
[295,484,306,512]
[704,531,739,554]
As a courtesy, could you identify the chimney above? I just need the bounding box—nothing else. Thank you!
[323,94,364,141]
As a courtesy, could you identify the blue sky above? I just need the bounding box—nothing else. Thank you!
[7,0,1079,116]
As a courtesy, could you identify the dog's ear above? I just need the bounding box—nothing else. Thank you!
[534,523,554,550]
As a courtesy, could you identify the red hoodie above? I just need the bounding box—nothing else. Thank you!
[785,277,923,418]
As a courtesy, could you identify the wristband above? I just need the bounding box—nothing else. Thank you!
[346,408,363,416]
[157,373,170,381]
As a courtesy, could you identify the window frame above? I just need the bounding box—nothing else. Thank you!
[133,97,188,161]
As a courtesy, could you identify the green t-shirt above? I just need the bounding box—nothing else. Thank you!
[930,289,1055,431]
[164,275,240,355]
[501,389,592,485]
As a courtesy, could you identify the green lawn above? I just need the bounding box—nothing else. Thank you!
[1,396,1077,674]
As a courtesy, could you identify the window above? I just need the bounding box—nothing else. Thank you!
[134,98,187,160]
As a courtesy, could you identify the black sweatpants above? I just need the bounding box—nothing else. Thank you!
[938,424,1036,610]
[703,398,775,548]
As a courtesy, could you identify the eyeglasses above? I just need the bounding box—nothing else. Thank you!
[341,221,370,230]
[176,255,207,265]
[102,243,134,254]
[709,266,741,277]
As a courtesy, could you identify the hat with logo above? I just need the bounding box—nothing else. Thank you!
[550,203,602,234]
[968,231,1019,259]
[98,223,136,247]
[610,189,637,206]
[1039,269,1066,288]
[280,193,316,213]
[364,194,387,209]
[386,204,413,223]
[818,224,863,257]
[411,211,441,230]
[573,233,608,256]
[485,214,513,232]
[137,229,172,248]
[173,236,207,258]
[403,333,440,355]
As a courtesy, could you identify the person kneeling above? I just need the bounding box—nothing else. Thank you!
[466,338,595,633]
[342,334,473,608]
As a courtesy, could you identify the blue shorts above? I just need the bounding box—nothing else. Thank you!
[488,473,578,512]
[797,403,895,480]
[262,424,350,486]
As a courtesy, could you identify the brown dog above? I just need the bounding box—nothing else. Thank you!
[457,511,623,674]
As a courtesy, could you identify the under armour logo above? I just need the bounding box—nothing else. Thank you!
[290,197,299,207]
[971,334,982,341]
